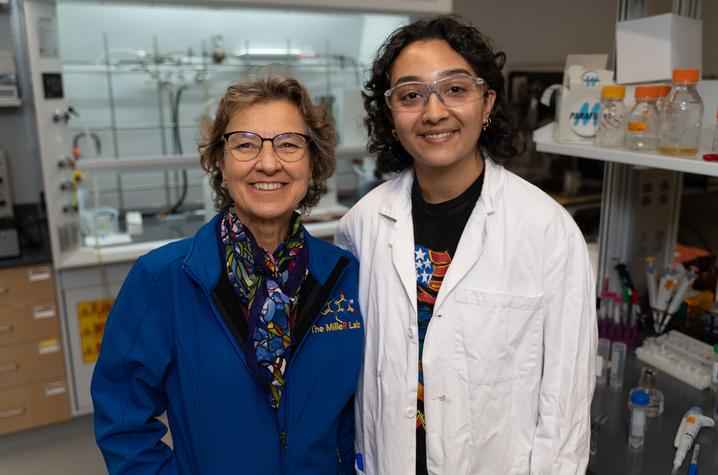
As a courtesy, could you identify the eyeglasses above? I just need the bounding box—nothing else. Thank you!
[222,131,311,162]
[384,75,488,112]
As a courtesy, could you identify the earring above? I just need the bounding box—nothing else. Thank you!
[482,116,492,131]
[391,129,398,140]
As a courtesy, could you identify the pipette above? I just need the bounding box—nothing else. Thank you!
[671,407,714,475]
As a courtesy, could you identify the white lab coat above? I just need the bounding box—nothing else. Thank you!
[335,158,597,475]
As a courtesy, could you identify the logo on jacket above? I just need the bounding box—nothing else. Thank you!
[311,291,361,334]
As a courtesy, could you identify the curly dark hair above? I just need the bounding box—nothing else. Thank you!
[199,76,336,212]
[364,14,519,174]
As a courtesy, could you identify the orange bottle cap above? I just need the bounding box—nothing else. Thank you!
[656,85,671,97]
[672,69,699,83]
[635,86,658,99]
[602,85,626,99]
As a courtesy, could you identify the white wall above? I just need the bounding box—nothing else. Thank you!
[453,0,618,72]
[454,0,717,77]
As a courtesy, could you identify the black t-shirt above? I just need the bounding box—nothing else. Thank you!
[412,171,484,475]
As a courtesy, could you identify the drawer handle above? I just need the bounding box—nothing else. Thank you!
[0,407,25,418]
[28,268,51,282]
[0,287,8,295]
[0,324,13,333]
[33,306,56,319]
[0,363,19,374]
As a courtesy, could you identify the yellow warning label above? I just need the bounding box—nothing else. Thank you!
[77,299,114,364]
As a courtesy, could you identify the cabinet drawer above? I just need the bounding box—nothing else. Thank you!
[0,338,65,388]
[0,265,54,306]
[0,379,71,436]
[0,299,60,345]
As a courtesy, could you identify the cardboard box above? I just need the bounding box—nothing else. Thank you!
[554,54,613,144]
[616,13,702,84]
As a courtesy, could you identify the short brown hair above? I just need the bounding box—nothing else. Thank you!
[199,76,336,211]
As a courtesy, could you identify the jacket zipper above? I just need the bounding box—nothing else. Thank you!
[185,256,350,475]
[278,260,351,474]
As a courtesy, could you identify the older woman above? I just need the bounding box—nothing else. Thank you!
[92,77,363,475]
[335,15,596,475]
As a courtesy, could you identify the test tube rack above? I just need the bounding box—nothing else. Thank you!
[635,330,713,390]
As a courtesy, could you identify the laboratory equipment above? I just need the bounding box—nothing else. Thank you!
[636,331,714,390]
[0,149,20,258]
[658,69,704,156]
[655,85,672,115]
[595,85,626,148]
[671,407,714,475]
[625,86,660,151]
[596,338,611,388]
[0,51,20,106]
[688,444,700,475]
[610,341,627,391]
[629,366,664,417]
[628,389,649,451]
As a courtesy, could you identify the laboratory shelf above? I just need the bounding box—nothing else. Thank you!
[78,153,199,172]
[533,123,718,178]
[0,98,22,107]
[77,146,368,173]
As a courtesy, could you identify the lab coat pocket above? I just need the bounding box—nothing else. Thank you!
[452,289,543,385]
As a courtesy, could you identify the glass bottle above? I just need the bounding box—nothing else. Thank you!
[628,390,649,451]
[658,69,704,156]
[629,366,665,417]
[596,85,627,148]
[655,85,672,115]
[626,86,660,151]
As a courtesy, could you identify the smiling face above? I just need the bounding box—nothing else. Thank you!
[219,99,311,231]
[389,39,496,197]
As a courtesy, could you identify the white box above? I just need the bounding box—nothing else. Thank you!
[554,54,613,144]
[616,13,702,84]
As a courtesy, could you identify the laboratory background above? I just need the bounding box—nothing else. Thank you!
[0,0,718,473]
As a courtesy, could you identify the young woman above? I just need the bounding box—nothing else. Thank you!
[92,77,362,474]
[335,15,596,475]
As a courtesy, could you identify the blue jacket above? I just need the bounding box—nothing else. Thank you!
[91,213,364,474]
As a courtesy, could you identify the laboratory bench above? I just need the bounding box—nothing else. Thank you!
[588,351,717,475]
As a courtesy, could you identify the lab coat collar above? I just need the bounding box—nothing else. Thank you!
[377,151,505,314]
[378,151,502,220]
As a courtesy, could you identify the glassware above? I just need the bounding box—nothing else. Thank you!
[610,341,627,391]
[625,86,660,151]
[655,85,671,115]
[596,338,611,388]
[658,69,704,156]
[595,86,626,148]
[629,366,665,417]
[628,390,649,451]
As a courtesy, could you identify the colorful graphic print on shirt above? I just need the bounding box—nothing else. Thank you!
[415,244,451,430]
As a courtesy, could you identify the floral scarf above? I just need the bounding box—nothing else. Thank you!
[220,206,308,409]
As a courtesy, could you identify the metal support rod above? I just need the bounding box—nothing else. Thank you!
[102,31,124,212]
[153,34,171,208]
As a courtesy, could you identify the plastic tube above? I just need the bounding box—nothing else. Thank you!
[596,338,611,388]
[610,342,627,391]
